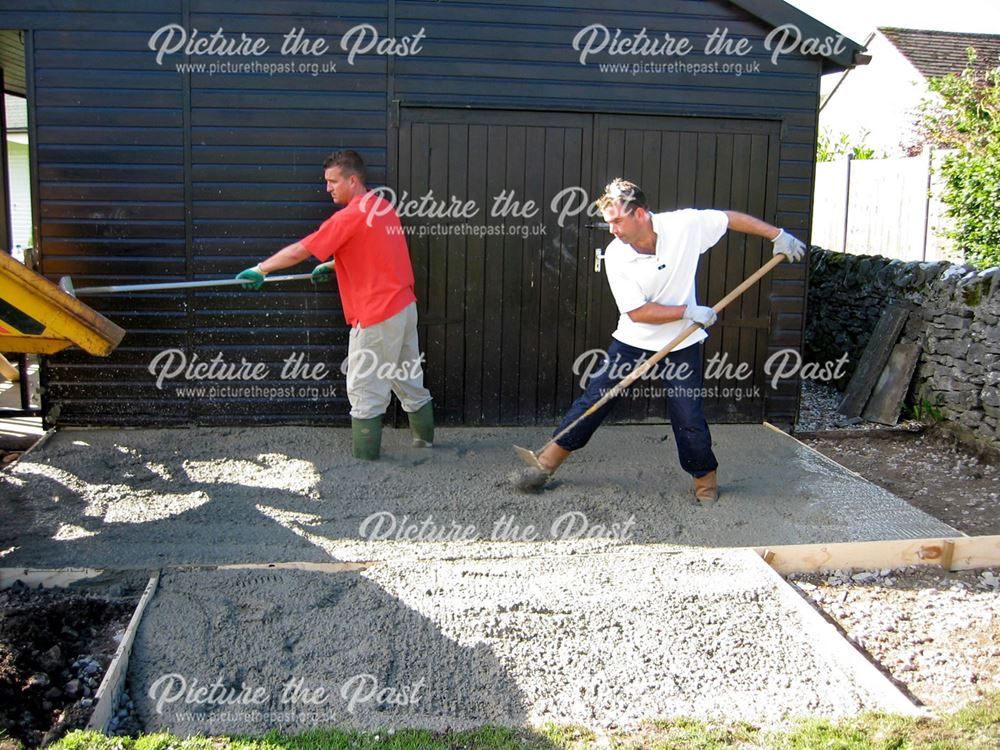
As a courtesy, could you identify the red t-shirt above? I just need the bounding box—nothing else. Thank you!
[301,192,416,328]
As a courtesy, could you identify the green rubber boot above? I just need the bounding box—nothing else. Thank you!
[351,417,383,460]
[408,402,434,447]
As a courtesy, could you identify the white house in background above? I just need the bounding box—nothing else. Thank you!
[812,27,999,262]
[4,93,32,256]
[819,27,1000,156]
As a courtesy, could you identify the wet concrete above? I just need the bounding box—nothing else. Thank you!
[131,549,918,736]
[0,424,949,734]
[0,425,957,569]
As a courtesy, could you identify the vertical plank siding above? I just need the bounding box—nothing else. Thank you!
[0,0,823,426]
[398,110,592,426]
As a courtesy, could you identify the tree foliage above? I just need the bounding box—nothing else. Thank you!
[816,129,880,162]
[919,49,1000,270]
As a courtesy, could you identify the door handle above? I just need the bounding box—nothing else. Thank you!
[594,250,605,273]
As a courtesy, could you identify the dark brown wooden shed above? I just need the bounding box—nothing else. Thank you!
[0,1,866,428]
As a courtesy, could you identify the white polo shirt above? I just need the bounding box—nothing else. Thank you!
[604,209,729,352]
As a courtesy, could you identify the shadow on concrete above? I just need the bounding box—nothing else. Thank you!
[129,567,532,736]
[0,424,958,570]
[0,425,943,735]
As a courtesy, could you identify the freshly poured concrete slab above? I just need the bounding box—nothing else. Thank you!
[129,549,918,737]
[2,426,943,734]
[0,425,957,568]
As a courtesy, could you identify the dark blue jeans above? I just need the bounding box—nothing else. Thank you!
[554,339,718,478]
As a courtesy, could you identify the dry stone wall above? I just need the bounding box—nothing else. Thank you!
[805,248,999,451]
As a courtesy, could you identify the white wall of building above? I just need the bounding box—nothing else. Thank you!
[7,140,32,253]
[819,31,929,156]
[4,94,32,255]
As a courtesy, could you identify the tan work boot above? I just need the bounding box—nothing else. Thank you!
[693,470,719,503]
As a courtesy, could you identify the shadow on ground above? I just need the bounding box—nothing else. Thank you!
[0,424,957,569]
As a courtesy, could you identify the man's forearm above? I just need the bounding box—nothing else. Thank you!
[724,211,781,241]
[258,242,312,274]
[627,302,688,324]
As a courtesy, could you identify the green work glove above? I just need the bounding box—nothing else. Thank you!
[236,266,266,291]
[311,262,334,285]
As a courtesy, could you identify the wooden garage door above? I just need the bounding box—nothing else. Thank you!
[397,109,779,426]
[593,115,781,423]
[397,108,594,426]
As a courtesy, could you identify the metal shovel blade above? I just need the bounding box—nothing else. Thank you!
[513,444,545,471]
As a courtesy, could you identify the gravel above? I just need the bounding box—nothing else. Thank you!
[794,380,924,434]
[789,379,1000,714]
[106,687,141,737]
[788,566,1000,713]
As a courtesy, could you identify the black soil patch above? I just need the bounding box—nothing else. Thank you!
[0,582,135,748]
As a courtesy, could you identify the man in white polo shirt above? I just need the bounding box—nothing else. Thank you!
[528,178,805,501]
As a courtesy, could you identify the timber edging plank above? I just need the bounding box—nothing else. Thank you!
[747,549,925,716]
[756,535,1000,574]
[86,571,160,732]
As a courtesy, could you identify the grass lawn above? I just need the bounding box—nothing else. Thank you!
[3,691,997,750]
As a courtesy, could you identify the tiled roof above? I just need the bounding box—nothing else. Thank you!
[880,27,1000,79]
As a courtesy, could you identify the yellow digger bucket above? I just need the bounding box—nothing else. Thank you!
[0,252,125,356]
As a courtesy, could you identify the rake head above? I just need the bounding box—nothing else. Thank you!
[513,444,546,471]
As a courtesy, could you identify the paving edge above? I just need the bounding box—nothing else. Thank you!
[746,548,926,717]
[86,571,160,732]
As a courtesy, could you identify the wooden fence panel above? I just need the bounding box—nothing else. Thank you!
[811,151,955,262]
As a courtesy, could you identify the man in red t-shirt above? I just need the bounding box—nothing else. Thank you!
[236,150,433,460]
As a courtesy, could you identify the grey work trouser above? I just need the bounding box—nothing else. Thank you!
[345,301,432,419]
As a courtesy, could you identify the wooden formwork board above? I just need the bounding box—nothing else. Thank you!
[0,354,19,382]
[87,572,160,732]
[756,535,1000,575]
[746,550,925,716]
[0,567,104,589]
[217,561,371,573]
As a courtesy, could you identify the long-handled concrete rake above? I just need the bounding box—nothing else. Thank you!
[58,273,314,297]
[513,252,789,471]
